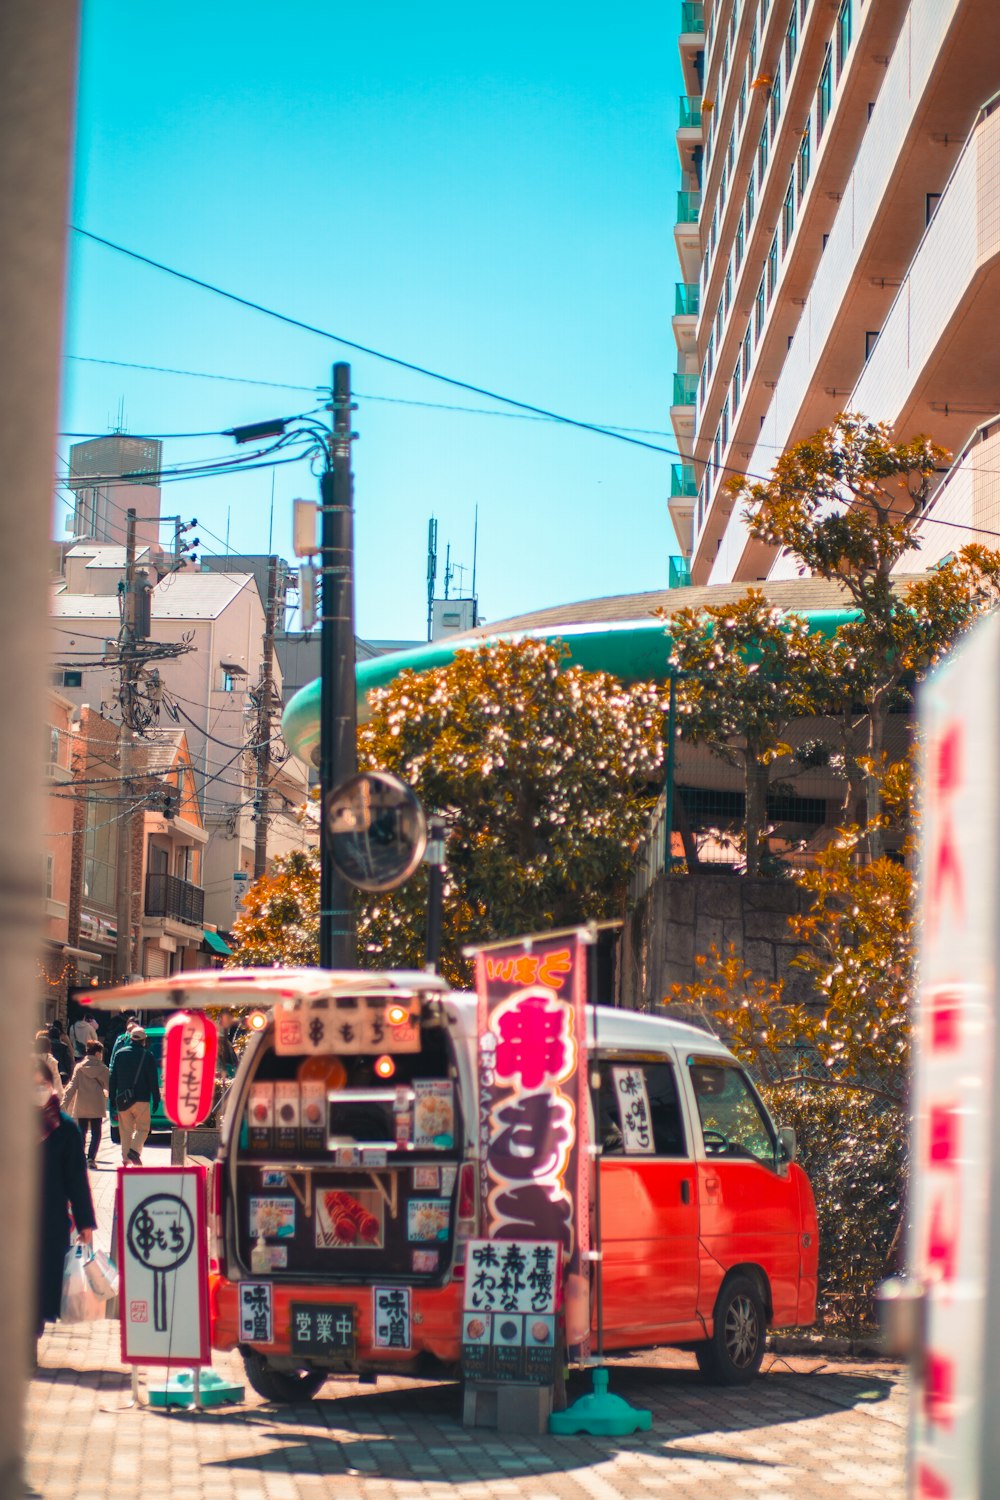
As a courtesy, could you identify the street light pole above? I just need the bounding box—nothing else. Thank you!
[319,362,358,968]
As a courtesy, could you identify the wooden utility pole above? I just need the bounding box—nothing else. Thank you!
[253,556,279,880]
[115,507,138,982]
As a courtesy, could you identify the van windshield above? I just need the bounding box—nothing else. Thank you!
[687,1059,776,1165]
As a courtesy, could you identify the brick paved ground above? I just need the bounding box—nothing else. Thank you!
[26,1136,909,1499]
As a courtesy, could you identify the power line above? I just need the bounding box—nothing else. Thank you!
[71,227,680,459]
[65,352,319,394]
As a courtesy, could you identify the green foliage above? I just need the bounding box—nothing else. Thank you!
[230,639,664,986]
[664,589,837,874]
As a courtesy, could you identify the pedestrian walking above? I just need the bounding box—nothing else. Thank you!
[36,1059,96,1346]
[34,1032,63,1099]
[61,1041,110,1168]
[46,1023,74,1086]
[109,1025,160,1167]
[68,1011,99,1060]
[108,1015,138,1066]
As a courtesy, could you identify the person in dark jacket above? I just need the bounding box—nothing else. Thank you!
[109,1026,160,1167]
[47,1023,74,1086]
[37,1060,96,1343]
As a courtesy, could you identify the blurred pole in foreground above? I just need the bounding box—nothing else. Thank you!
[0,0,80,1492]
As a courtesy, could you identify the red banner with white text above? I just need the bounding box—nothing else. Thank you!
[474,930,591,1351]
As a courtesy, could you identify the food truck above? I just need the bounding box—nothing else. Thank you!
[86,967,817,1402]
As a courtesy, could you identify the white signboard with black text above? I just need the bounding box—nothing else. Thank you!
[117,1166,210,1367]
[912,613,1000,1498]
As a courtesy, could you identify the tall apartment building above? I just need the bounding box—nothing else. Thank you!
[669,0,1000,586]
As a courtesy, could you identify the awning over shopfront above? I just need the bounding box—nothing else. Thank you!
[202,929,232,956]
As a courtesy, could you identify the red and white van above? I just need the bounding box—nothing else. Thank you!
[91,968,818,1400]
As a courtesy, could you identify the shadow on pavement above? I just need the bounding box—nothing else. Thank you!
[31,1366,131,1392]
[180,1364,899,1483]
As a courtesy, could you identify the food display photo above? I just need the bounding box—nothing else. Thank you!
[407,1198,450,1242]
[413,1080,455,1149]
[315,1188,384,1250]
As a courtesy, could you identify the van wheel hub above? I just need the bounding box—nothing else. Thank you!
[723,1295,759,1368]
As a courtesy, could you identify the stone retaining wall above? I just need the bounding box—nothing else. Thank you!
[620,872,818,1011]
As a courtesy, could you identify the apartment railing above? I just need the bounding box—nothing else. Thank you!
[670,462,697,497]
[676,190,701,224]
[678,94,702,130]
[680,2,705,34]
[674,282,700,316]
[669,556,692,589]
[672,372,699,406]
[145,871,205,927]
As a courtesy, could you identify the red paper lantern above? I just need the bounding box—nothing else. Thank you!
[163,1011,219,1128]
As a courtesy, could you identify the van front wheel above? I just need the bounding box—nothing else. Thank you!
[696,1274,766,1385]
[241,1348,327,1403]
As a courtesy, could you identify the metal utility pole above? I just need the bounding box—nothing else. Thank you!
[115,507,138,982]
[253,556,279,880]
[424,817,447,972]
[319,362,358,968]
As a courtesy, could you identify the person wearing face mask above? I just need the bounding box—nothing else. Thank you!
[36,1061,96,1349]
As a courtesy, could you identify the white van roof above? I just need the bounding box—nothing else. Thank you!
[441,991,732,1059]
[80,967,452,1011]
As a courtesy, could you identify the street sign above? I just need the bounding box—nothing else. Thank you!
[910,613,1000,1497]
[325,770,427,892]
[118,1166,210,1367]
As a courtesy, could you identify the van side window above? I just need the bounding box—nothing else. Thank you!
[597,1059,687,1157]
[687,1059,775,1166]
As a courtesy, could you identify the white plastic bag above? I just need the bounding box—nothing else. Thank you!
[60,1244,104,1323]
[84,1246,118,1301]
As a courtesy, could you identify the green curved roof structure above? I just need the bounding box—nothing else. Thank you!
[280,606,859,766]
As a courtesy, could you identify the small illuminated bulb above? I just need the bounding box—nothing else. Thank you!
[386,1004,409,1027]
[374,1054,396,1079]
[247,1010,268,1032]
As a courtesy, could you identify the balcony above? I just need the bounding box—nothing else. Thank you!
[145,871,205,927]
[676,190,701,225]
[671,463,697,497]
[674,283,700,316]
[678,95,702,130]
[680,2,704,34]
[672,373,698,406]
[669,556,692,589]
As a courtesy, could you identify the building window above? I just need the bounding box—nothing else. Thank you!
[755,275,766,336]
[759,0,769,26]
[711,208,718,250]
[836,0,852,77]
[798,120,811,199]
[727,129,735,181]
[716,301,724,345]
[865,330,880,362]
[800,0,809,16]
[724,265,732,313]
[732,361,741,413]
[62,670,83,689]
[926,192,942,226]
[745,174,755,229]
[817,47,832,137]
[767,234,778,298]
[707,330,714,378]
[48,726,61,766]
[83,797,118,910]
[739,77,747,127]
[735,215,745,269]
[713,427,721,485]
[782,175,795,252]
[699,368,707,406]
[785,8,797,77]
[703,249,710,286]
[720,171,727,212]
[721,398,730,447]
[770,69,781,133]
[743,323,753,380]
[44,854,54,902]
[758,119,769,184]
[722,35,729,85]
[748,26,757,80]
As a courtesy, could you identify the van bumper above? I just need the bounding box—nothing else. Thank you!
[209,1273,465,1368]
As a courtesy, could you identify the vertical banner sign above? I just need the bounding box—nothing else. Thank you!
[912,615,1000,1499]
[162,1011,219,1129]
[475,930,590,1351]
[118,1165,210,1367]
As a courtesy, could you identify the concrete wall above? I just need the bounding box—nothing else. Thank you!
[620,872,818,1012]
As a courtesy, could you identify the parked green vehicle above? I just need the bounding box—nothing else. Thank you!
[107,1023,236,1143]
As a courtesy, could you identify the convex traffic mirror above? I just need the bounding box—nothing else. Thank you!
[324,770,427,892]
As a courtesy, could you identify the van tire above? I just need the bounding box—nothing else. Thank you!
[241,1348,327,1403]
[696,1274,766,1385]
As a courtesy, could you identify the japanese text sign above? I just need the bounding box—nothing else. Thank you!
[273,997,421,1056]
[118,1166,209,1367]
[911,615,1000,1498]
[474,931,590,1351]
[462,1238,560,1385]
[162,1011,218,1128]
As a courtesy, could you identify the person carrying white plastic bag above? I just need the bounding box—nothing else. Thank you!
[60,1243,104,1323]
[36,1059,97,1350]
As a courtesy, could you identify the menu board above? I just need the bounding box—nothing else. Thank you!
[461,1238,560,1385]
[274,998,421,1056]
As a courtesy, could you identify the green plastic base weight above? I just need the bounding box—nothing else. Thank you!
[146,1368,245,1408]
[548,1366,652,1436]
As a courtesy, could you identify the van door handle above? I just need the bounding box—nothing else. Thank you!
[681,1179,691,1205]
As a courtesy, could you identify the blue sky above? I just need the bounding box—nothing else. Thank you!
[62,2,683,640]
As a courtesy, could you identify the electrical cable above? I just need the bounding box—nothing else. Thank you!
[65,352,319,394]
